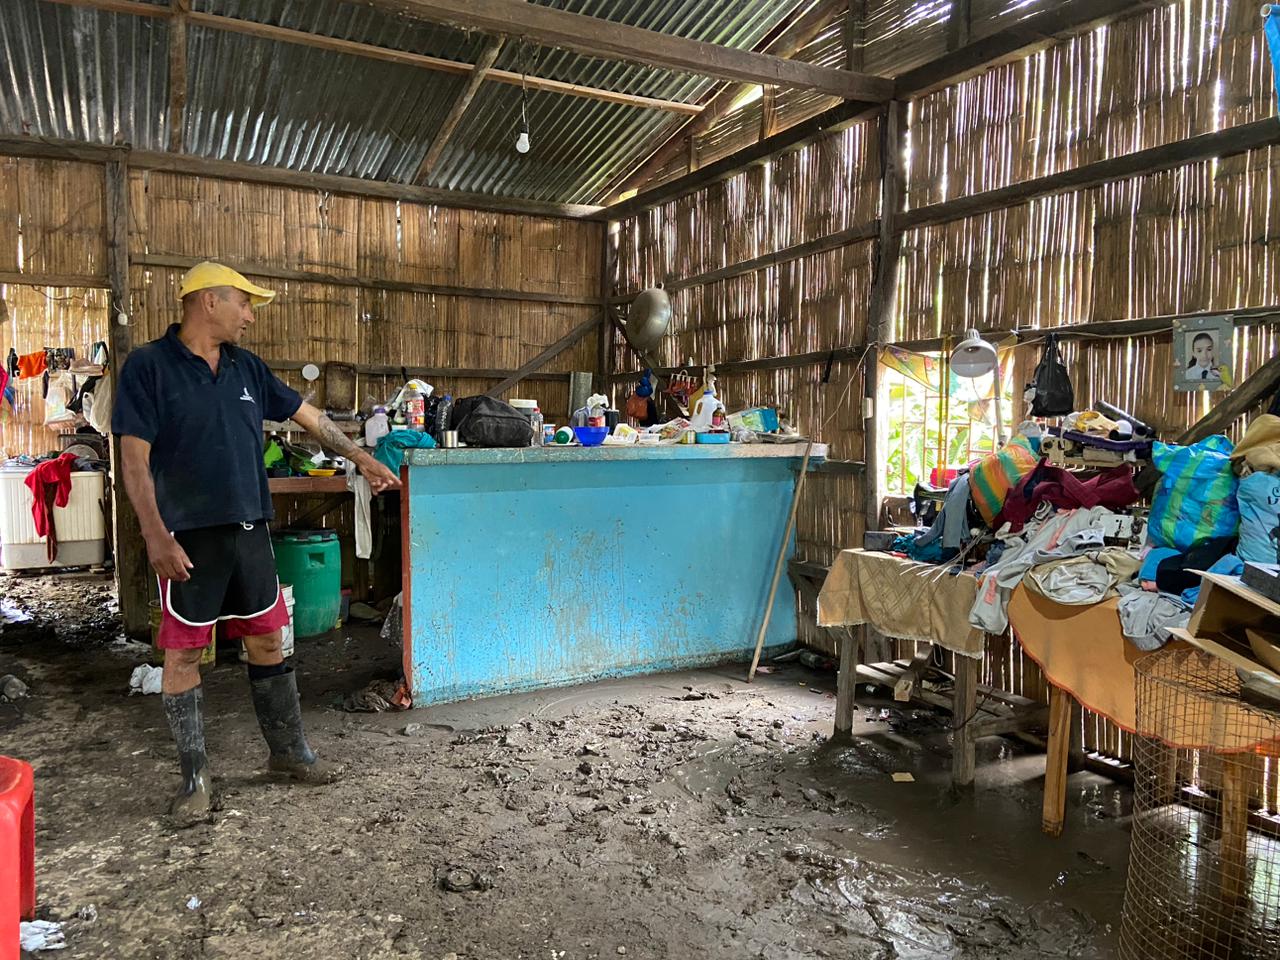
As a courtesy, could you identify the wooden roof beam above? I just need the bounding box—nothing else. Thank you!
[414,37,504,183]
[166,0,189,152]
[604,0,1161,219]
[357,0,894,100]
[38,0,703,115]
[602,0,853,204]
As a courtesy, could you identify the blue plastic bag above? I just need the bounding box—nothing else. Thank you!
[1237,471,1280,564]
[1149,435,1240,551]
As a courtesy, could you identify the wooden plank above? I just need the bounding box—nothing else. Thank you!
[269,359,570,383]
[894,643,933,701]
[604,0,852,201]
[614,344,869,381]
[610,220,880,302]
[603,100,881,220]
[485,314,602,398]
[0,132,602,219]
[900,118,1280,232]
[360,0,895,100]
[413,37,504,183]
[268,477,350,494]
[42,0,702,116]
[595,229,614,393]
[281,493,350,530]
[945,0,971,50]
[1042,684,1074,836]
[609,0,1158,220]
[130,253,603,306]
[105,159,149,639]
[865,101,905,540]
[834,629,860,739]
[951,654,979,787]
[807,459,866,476]
[0,269,109,289]
[967,705,1050,739]
[895,0,1158,98]
[1220,756,1254,907]
[167,0,189,152]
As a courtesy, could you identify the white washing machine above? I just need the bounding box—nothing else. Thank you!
[0,465,108,569]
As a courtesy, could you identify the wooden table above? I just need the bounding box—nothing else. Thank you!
[268,475,350,529]
[809,551,1050,790]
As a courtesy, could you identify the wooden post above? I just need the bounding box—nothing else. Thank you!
[951,654,979,788]
[105,158,149,638]
[596,223,615,397]
[863,100,906,539]
[1218,755,1254,908]
[1041,684,1073,835]
[760,85,778,141]
[945,0,971,51]
[167,0,189,152]
[834,628,861,739]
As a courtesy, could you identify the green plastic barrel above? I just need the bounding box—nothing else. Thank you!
[272,530,341,638]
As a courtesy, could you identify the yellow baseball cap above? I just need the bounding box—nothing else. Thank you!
[176,261,276,307]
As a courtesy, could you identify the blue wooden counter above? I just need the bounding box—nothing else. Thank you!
[398,443,820,704]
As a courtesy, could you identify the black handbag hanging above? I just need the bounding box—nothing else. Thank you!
[1027,334,1074,417]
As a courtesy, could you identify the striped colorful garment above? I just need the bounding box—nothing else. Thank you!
[969,436,1040,525]
[1148,435,1240,551]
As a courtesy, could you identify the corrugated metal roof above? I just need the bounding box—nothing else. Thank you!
[0,0,813,204]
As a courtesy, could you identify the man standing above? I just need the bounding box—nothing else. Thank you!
[112,262,400,819]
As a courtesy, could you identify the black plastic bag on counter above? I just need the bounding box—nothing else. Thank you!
[451,395,534,447]
[1026,333,1074,417]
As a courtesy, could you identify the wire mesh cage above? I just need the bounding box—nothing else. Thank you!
[1119,648,1280,960]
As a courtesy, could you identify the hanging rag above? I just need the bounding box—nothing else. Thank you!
[23,453,76,562]
[346,465,373,561]
[1231,414,1280,476]
[16,350,48,380]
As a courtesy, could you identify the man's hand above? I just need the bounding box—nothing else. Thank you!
[146,532,194,582]
[357,453,402,494]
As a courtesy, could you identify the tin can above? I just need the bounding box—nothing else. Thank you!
[441,430,460,448]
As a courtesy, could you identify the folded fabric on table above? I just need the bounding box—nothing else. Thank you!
[970,506,1114,634]
[374,428,437,472]
[1180,553,1245,606]
[1024,547,1141,606]
[1152,535,1238,595]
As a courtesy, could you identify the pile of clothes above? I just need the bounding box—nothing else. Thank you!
[885,409,1280,653]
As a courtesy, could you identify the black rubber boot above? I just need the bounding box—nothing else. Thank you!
[162,686,213,821]
[248,667,342,784]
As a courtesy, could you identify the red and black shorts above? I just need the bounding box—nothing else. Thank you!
[156,521,290,650]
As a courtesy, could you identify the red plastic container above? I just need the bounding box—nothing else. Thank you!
[0,756,35,960]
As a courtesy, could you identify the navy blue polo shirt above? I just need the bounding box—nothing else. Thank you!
[111,324,302,532]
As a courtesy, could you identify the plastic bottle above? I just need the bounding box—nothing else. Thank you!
[690,386,726,433]
[530,405,544,446]
[403,383,426,432]
[433,394,454,442]
[364,406,390,447]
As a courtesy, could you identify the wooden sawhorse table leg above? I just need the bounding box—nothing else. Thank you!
[1042,684,1074,835]
[834,628,861,740]
[952,654,979,788]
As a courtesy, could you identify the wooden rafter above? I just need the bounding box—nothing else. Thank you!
[358,0,894,100]
[602,0,855,202]
[39,0,702,115]
[605,0,1157,219]
[166,0,189,152]
[0,134,602,219]
[414,37,504,184]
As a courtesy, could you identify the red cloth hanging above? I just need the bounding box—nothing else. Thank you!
[23,453,76,561]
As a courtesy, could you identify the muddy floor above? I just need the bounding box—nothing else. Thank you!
[2,573,1131,959]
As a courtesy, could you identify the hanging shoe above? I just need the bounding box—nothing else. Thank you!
[248,666,343,784]
[162,686,213,821]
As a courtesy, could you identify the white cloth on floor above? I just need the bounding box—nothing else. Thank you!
[346,467,373,561]
[970,507,1114,634]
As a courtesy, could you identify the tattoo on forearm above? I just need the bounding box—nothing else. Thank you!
[313,414,364,460]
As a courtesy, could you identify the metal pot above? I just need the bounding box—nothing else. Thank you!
[626,285,672,351]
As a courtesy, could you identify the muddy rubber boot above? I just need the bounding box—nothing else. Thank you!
[249,667,343,784]
[162,686,213,821]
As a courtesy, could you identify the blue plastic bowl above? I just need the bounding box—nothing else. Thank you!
[574,426,609,447]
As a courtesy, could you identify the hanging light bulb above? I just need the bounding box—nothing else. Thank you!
[515,40,532,155]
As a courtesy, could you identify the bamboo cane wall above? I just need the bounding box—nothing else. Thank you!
[0,154,604,599]
[614,0,1280,762]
